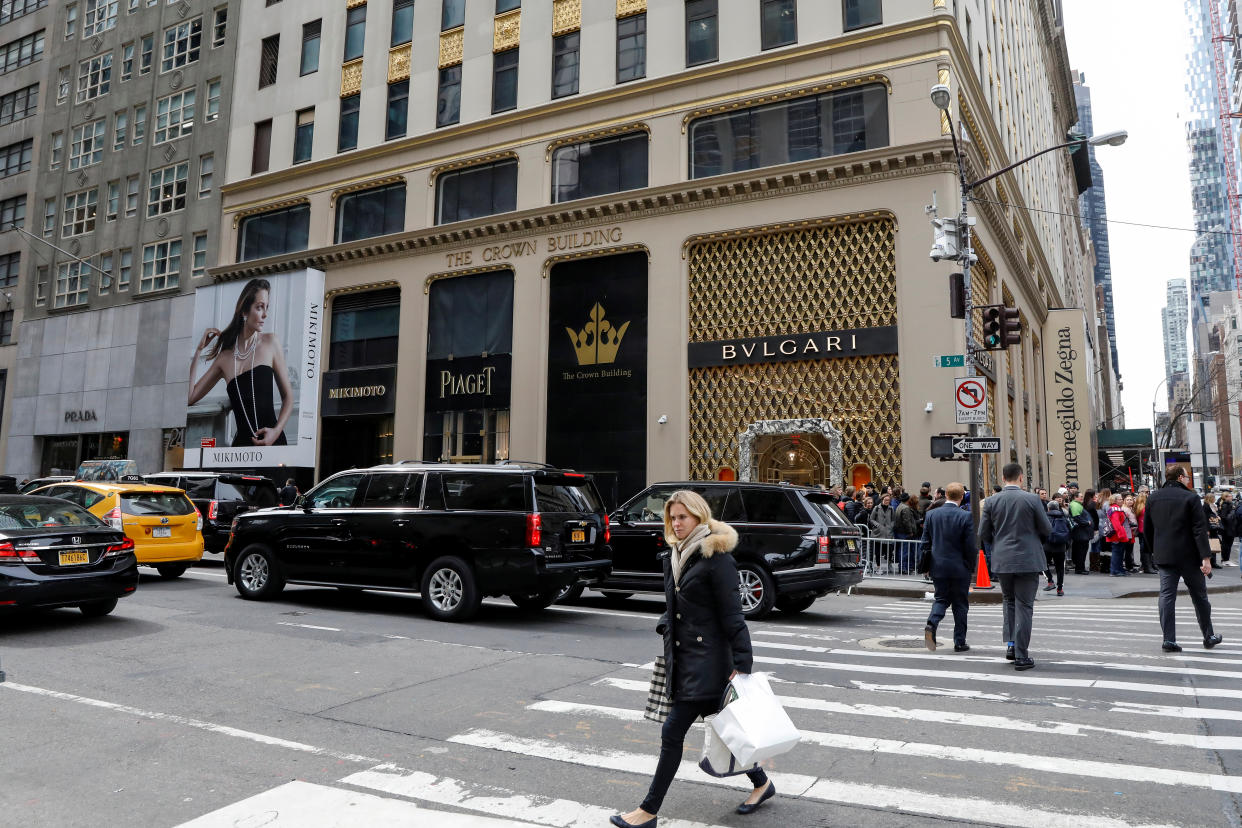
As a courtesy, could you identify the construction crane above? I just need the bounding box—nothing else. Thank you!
[1208,0,1242,295]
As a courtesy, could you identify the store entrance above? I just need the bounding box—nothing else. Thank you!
[40,432,130,476]
[753,433,832,486]
[319,415,393,478]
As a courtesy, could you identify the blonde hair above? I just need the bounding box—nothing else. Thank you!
[1109,494,1122,506]
[1135,493,1147,514]
[663,490,712,546]
[1204,493,1216,506]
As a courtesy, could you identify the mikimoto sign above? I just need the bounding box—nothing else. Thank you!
[1041,308,1098,489]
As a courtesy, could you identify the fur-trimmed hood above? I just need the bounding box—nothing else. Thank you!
[669,519,738,585]
[697,519,739,558]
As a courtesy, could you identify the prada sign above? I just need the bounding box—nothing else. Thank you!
[321,366,396,417]
[425,354,512,413]
[687,326,899,368]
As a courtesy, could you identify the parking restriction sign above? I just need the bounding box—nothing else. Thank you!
[954,377,987,424]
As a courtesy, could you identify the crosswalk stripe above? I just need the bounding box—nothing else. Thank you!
[448,729,1177,828]
[175,780,541,827]
[856,616,1233,642]
[340,764,729,828]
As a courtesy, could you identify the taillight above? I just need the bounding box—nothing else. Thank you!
[817,535,831,564]
[103,506,123,530]
[208,500,219,520]
[526,513,542,547]
[0,541,17,561]
[604,523,610,545]
[105,538,136,557]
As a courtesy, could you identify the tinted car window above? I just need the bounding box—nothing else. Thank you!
[306,474,365,509]
[442,472,527,511]
[742,489,801,523]
[240,481,279,507]
[802,494,851,527]
[535,480,603,512]
[0,501,104,529]
[122,491,195,516]
[360,473,422,507]
[213,481,247,501]
[620,487,741,523]
[183,477,219,499]
[621,487,678,522]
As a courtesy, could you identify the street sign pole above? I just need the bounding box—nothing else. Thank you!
[957,171,983,535]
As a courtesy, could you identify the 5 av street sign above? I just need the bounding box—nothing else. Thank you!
[952,437,1000,454]
[933,354,965,368]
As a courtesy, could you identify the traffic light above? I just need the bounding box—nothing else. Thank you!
[929,217,960,262]
[981,305,1004,350]
[1068,132,1092,194]
[1001,306,1021,347]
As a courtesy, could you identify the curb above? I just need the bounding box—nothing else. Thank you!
[850,580,1242,602]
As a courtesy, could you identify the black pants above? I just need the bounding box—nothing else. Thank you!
[1070,537,1089,573]
[1222,535,1235,563]
[927,575,970,646]
[1157,562,1214,644]
[641,698,768,814]
[1044,546,1066,589]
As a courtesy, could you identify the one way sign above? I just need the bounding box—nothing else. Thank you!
[952,437,1000,454]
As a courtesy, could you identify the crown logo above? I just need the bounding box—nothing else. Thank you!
[566,302,629,366]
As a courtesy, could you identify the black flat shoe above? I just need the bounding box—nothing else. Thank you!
[954,643,970,652]
[610,815,656,828]
[1162,641,1182,652]
[736,781,775,815]
[1205,634,1223,649]
[1005,644,1015,661]
[1014,657,1035,671]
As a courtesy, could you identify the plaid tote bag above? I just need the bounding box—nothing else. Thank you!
[643,656,672,723]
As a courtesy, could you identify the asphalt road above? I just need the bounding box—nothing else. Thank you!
[5,561,1242,827]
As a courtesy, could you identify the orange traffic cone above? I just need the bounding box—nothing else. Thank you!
[973,549,994,589]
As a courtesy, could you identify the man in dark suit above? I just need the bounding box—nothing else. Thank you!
[922,482,975,653]
[1144,465,1219,652]
[978,462,1052,670]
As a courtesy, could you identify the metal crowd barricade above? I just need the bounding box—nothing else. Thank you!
[859,533,927,581]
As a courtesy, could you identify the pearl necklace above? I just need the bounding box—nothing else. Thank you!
[234,331,259,360]
[232,333,260,441]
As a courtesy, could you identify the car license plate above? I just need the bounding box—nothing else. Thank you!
[571,529,586,543]
[59,550,89,565]
[847,540,857,551]
[153,527,172,538]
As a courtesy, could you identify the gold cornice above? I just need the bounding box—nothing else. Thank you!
[330,174,407,206]
[231,197,310,229]
[552,0,581,36]
[957,94,990,167]
[680,74,892,134]
[346,0,366,8]
[424,264,515,294]
[388,44,411,83]
[327,279,399,299]
[546,122,649,160]
[493,9,520,52]
[439,27,464,68]
[681,211,898,258]
[541,244,649,279]
[341,58,363,97]
[616,0,645,18]
[221,19,953,198]
[429,150,518,185]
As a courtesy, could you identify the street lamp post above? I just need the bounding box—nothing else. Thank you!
[1151,377,1170,488]
[929,83,1125,530]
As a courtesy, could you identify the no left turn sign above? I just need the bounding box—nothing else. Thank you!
[954,377,987,424]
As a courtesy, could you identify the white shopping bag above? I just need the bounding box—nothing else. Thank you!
[709,673,801,766]
[698,715,760,777]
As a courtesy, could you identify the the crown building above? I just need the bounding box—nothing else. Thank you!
[210,0,1102,501]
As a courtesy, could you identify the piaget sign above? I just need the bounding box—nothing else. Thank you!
[687,326,899,368]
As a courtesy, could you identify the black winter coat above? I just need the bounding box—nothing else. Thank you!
[656,520,753,702]
[1143,481,1211,567]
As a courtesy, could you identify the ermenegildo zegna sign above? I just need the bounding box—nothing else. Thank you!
[687,326,899,368]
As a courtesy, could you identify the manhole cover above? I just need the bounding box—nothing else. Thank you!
[859,636,927,651]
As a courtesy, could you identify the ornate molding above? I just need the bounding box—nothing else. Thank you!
[327,279,399,299]
[552,0,581,36]
[439,27,464,68]
[388,44,411,83]
[330,174,407,206]
[346,0,366,8]
[429,150,518,185]
[231,197,310,229]
[341,58,363,97]
[937,66,951,136]
[616,0,645,18]
[933,0,948,8]
[493,9,520,52]
[424,264,515,295]
[545,122,650,160]
[680,74,892,133]
[541,243,649,279]
[681,210,898,258]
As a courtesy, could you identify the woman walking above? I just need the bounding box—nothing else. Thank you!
[612,491,773,827]
[1135,492,1155,573]
[1205,494,1224,569]
[869,493,896,572]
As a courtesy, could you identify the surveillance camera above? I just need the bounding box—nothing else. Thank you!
[929,249,943,262]
[657,415,668,425]
[924,402,934,413]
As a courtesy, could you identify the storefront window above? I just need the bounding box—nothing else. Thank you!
[335,182,405,244]
[40,431,129,476]
[688,84,888,179]
[237,202,309,261]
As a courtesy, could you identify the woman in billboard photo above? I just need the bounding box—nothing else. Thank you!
[188,278,293,447]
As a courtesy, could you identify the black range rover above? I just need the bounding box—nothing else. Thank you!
[568,481,863,618]
[223,462,611,621]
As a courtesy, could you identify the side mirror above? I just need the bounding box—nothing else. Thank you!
[609,511,627,526]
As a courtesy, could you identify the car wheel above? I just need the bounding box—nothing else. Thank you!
[79,599,118,617]
[600,590,634,602]
[554,583,584,604]
[234,545,284,600]
[510,590,558,611]
[737,564,776,619]
[420,556,481,622]
[775,594,818,614]
[155,563,188,579]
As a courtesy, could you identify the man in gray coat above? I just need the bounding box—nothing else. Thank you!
[978,462,1052,670]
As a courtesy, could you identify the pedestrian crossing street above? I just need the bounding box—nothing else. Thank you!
[179,598,1242,827]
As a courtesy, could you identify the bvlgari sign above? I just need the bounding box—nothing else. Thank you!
[687,326,899,368]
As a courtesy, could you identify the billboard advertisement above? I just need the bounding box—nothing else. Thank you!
[187,269,325,468]
[1041,308,1098,489]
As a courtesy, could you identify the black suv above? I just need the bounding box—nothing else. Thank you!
[222,463,612,622]
[572,481,863,618]
[143,473,280,553]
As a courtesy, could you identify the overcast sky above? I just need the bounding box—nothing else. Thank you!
[1061,0,1195,429]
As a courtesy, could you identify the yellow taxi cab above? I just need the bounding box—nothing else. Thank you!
[29,480,204,578]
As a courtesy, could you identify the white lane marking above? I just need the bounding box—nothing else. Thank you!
[342,765,731,828]
[449,729,1176,828]
[176,780,540,828]
[751,654,1242,699]
[1051,659,1242,680]
[847,681,1013,701]
[276,621,342,632]
[1114,702,1242,722]
[856,616,1222,642]
[0,682,378,764]
[185,569,227,579]
[580,681,1242,749]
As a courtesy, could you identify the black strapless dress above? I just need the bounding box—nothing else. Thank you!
[226,364,287,447]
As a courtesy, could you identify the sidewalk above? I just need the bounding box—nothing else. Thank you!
[851,569,1242,603]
